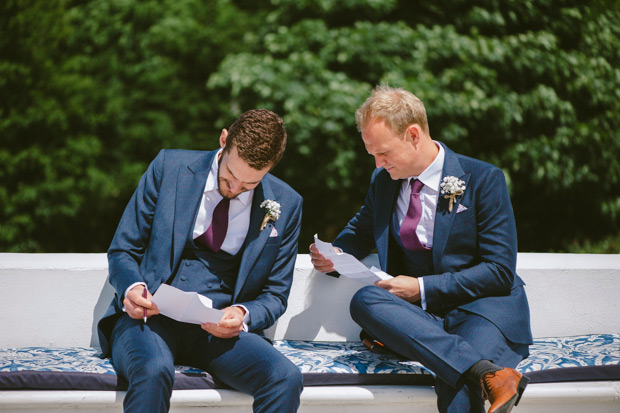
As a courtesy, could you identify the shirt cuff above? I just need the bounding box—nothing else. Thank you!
[419,277,427,310]
[122,282,146,312]
[232,304,250,331]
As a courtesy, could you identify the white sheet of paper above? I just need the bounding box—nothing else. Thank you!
[151,284,224,325]
[314,234,393,285]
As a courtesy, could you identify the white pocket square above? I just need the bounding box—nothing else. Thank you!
[269,227,278,237]
[456,204,468,213]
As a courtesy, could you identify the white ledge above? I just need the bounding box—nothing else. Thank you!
[516,252,620,270]
[0,382,618,412]
[1,252,619,346]
[0,253,108,270]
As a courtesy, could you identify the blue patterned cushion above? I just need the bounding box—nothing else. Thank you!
[518,334,620,383]
[1,334,619,390]
[273,340,435,385]
[0,347,213,390]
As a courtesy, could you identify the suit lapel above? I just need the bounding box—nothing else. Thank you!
[171,151,216,267]
[375,172,401,271]
[234,178,273,298]
[432,143,469,271]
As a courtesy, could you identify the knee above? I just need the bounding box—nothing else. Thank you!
[350,285,383,316]
[251,360,302,412]
[269,360,303,393]
[281,362,303,392]
[127,356,175,389]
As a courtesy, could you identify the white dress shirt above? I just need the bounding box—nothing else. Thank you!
[126,149,253,327]
[192,149,253,255]
[394,142,445,310]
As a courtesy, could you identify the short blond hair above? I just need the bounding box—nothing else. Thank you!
[355,85,429,135]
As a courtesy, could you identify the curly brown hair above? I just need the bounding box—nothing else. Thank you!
[223,109,287,170]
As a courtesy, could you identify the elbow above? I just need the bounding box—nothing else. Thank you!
[493,263,516,292]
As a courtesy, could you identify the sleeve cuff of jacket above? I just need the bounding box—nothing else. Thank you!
[122,282,146,312]
[232,304,250,331]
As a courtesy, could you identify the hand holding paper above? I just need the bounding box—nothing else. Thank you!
[313,234,392,285]
[151,284,224,325]
[202,306,245,339]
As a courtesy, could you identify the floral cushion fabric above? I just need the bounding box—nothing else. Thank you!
[1,334,619,390]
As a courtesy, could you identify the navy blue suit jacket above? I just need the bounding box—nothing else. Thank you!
[333,143,532,345]
[97,149,303,356]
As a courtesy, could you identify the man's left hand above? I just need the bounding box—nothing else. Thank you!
[375,276,421,303]
[201,306,245,338]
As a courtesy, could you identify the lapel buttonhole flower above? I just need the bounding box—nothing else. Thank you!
[260,200,281,231]
[440,176,466,212]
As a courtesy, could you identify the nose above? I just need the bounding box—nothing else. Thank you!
[374,156,385,169]
[228,179,243,194]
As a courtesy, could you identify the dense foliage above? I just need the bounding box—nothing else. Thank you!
[2,0,619,252]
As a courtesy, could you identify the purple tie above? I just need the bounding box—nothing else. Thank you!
[400,179,429,251]
[197,197,230,252]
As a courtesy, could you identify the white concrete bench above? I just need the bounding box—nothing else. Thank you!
[1,253,619,412]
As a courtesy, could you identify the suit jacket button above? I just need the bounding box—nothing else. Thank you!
[180,276,187,281]
[207,283,213,289]
[185,261,190,266]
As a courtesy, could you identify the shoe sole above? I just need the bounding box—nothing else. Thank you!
[489,374,530,413]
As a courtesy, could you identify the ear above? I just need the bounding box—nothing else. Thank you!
[405,124,421,143]
[219,129,228,149]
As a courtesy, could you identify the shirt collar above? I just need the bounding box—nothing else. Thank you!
[407,141,445,192]
[205,149,253,206]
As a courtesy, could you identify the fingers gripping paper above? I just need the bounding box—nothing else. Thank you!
[314,234,393,285]
[151,284,224,324]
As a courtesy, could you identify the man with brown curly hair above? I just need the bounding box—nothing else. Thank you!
[99,109,304,412]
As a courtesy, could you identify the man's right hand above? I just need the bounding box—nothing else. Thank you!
[124,285,159,320]
[309,243,336,273]
[374,276,421,303]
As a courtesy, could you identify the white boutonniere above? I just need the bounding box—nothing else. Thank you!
[440,176,466,212]
[260,200,281,231]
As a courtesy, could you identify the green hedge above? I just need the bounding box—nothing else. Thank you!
[2,0,618,252]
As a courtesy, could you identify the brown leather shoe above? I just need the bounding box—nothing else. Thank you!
[481,367,529,413]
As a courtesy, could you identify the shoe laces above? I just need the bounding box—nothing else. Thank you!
[481,371,498,400]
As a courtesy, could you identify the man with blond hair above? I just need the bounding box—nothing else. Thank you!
[310,86,532,413]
